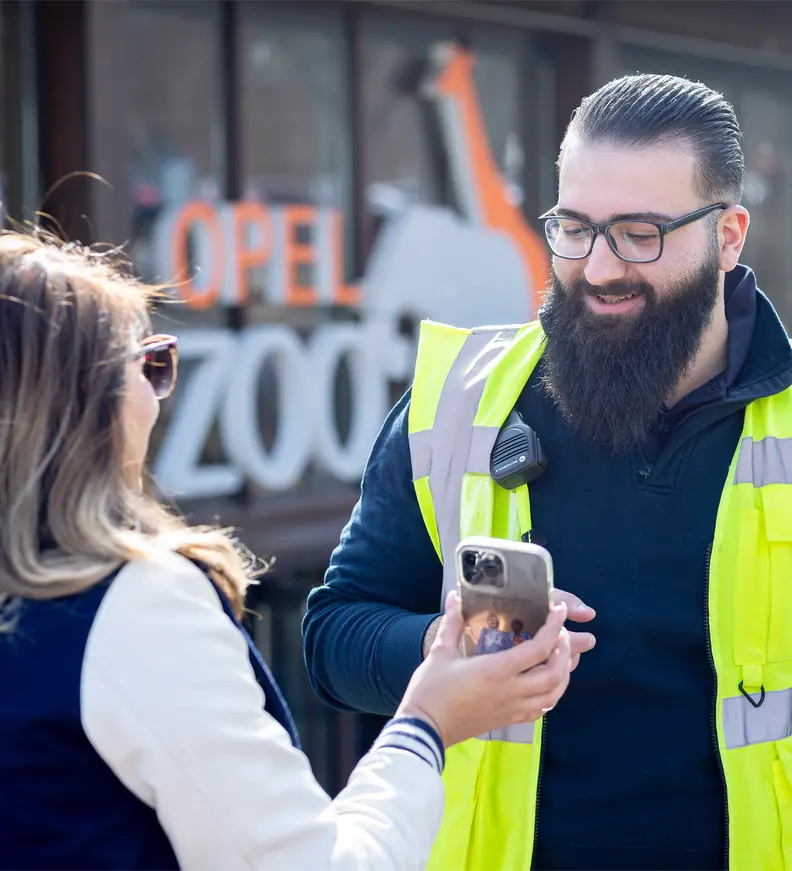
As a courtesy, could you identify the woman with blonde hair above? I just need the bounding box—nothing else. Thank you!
[0,232,573,870]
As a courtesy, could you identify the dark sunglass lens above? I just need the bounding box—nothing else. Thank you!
[143,347,173,399]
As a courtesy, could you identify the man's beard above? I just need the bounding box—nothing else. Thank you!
[538,250,721,453]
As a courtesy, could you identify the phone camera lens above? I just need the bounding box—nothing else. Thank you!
[462,550,482,584]
[479,553,505,586]
[461,549,505,587]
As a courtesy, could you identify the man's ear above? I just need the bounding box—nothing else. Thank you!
[718,205,750,272]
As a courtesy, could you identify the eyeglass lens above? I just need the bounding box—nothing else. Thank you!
[544,217,662,262]
[142,345,176,399]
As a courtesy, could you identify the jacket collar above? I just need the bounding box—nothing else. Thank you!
[729,264,792,402]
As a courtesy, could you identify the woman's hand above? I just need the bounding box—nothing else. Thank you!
[398,592,572,748]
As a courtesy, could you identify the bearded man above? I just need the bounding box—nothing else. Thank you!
[303,74,792,871]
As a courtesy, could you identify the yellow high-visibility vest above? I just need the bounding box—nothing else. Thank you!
[408,318,792,871]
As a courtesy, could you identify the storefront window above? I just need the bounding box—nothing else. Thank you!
[472,30,529,211]
[104,1,357,506]
[238,3,352,320]
[125,0,224,328]
[360,15,452,221]
[234,4,358,503]
[359,12,544,348]
[0,7,6,219]
[617,47,792,329]
[104,0,227,493]
[360,16,531,230]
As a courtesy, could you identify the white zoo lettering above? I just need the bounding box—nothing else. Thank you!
[153,322,411,500]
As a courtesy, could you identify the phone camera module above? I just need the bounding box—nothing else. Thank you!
[461,549,506,588]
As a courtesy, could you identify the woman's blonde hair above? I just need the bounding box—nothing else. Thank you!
[0,231,252,620]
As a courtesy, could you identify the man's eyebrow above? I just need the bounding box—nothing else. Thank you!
[554,207,675,223]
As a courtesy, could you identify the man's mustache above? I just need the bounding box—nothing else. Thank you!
[560,277,655,300]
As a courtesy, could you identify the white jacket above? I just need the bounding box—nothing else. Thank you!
[80,552,445,870]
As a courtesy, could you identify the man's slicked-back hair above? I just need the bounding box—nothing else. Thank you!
[562,73,744,204]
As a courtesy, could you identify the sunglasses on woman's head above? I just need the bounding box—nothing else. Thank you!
[133,334,179,400]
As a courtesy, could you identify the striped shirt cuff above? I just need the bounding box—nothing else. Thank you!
[372,716,445,773]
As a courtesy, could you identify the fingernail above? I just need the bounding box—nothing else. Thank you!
[587,635,597,650]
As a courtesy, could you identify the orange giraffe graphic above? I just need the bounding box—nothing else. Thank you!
[424,43,550,313]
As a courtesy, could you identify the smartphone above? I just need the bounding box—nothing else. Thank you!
[455,535,554,658]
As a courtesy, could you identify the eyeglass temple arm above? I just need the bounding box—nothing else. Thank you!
[663,203,729,234]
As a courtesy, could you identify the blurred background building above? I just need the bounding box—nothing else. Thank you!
[2,0,792,795]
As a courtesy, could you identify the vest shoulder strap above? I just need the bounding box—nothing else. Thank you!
[407,319,545,564]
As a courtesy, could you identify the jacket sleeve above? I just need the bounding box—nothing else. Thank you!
[81,553,445,871]
[302,389,444,716]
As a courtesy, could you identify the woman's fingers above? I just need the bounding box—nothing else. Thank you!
[430,591,465,657]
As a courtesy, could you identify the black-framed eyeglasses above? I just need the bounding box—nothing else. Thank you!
[132,334,179,400]
[538,203,728,264]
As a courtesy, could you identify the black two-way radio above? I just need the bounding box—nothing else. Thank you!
[489,409,548,544]
[489,409,548,489]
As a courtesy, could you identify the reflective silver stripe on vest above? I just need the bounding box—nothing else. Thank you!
[409,429,433,480]
[480,721,535,744]
[734,436,792,486]
[410,425,500,483]
[410,327,536,746]
[415,328,519,594]
[467,424,501,475]
[723,687,792,749]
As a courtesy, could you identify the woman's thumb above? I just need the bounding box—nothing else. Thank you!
[432,591,464,653]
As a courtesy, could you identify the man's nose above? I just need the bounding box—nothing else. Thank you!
[583,233,627,286]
